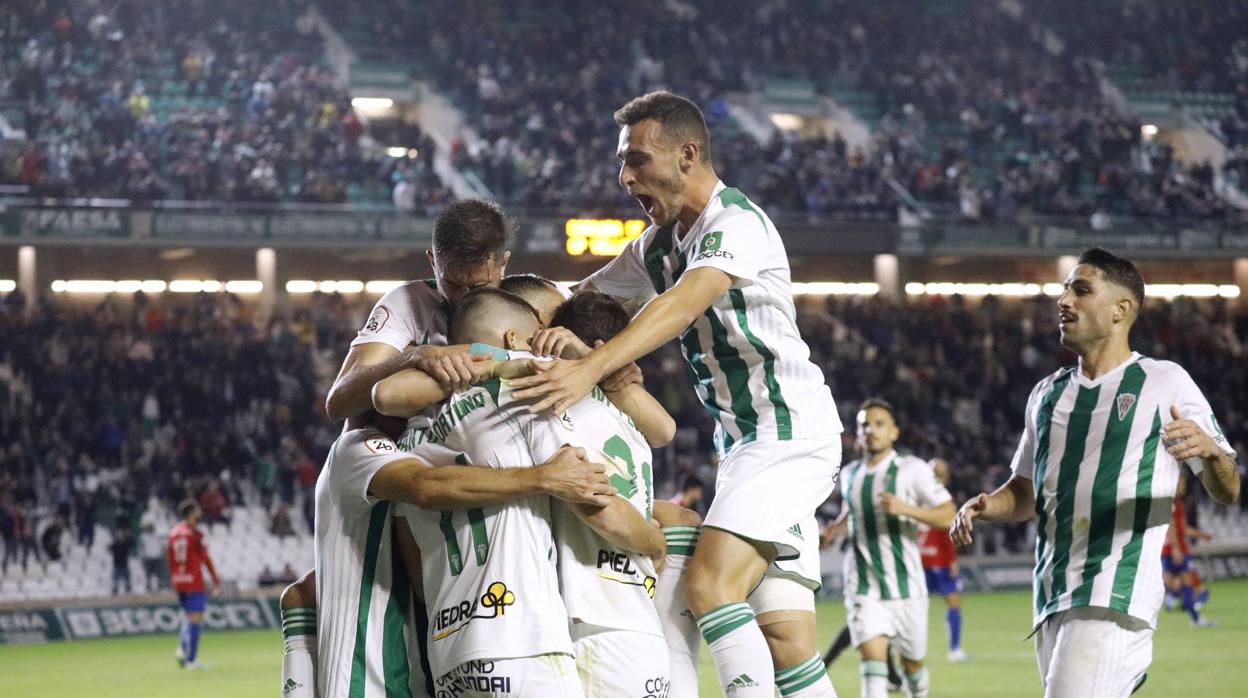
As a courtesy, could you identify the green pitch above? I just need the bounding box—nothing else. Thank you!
[3,581,1247,697]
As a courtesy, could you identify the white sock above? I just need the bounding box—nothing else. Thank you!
[657,527,700,698]
[281,607,317,698]
[776,654,837,697]
[860,659,889,698]
[904,667,929,698]
[697,602,775,697]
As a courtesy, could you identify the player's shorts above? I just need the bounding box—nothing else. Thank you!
[177,591,206,613]
[1160,554,1191,575]
[923,567,962,596]
[571,623,670,698]
[844,594,928,661]
[1035,606,1153,698]
[704,436,841,562]
[433,653,582,698]
[750,573,816,618]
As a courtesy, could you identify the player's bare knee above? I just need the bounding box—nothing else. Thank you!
[758,614,818,668]
[281,569,316,610]
[900,657,924,674]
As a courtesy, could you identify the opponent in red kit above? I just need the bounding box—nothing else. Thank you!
[920,458,966,662]
[167,499,220,669]
[1161,474,1214,626]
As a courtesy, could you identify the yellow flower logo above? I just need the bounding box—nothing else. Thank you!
[481,581,516,616]
[644,576,656,598]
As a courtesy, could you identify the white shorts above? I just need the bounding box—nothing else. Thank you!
[433,653,583,698]
[571,624,670,698]
[1035,607,1153,698]
[844,595,928,661]
[704,437,841,561]
[750,574,816,617]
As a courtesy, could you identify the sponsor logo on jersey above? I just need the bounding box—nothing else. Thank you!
[595,549,657,597]
[431,580,516,641]
[643,676,671,698]
[694,248,735,262]
[282,678,303,696]
[363,305,390,333]
[725,673,759,694]
[436,660,512,696]
[787,522,803,541]
[694,230,733,261]
[1116,393,1137,421]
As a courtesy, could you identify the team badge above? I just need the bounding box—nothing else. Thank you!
[1116,393,1137,421]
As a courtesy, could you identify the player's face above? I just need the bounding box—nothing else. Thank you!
[617,119,687,227]
[857,407,899,456]
[930,458,950,485]
[1057,264,1126,351]
[429,251,509,304]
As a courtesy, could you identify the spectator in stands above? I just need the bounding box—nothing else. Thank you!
[0,498,17,574]
[270,504,295,539]
[140,522,166,592]
[197,479,231,529]
[110,525,133,595]
[17,505,41,573]
[40,515,65,562]
[670,475,705,516]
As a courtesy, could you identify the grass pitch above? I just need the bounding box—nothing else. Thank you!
[2,581,1246,697]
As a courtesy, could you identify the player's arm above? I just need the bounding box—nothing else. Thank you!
[1166,522,1185,564]
[327,343,483,420]
[367,446,615,510]
[512,267,733,414]
[1164,404,1240,505]
[568,499,666,559]
[652,500,702,527]
[199,540,221,594]
[820,510,849,548]
[372,356,530,417]
[950,475,1035,547]
[880,494,956,529]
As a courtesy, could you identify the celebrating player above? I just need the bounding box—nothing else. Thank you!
[167,499,220,670]
[826,399,954,698]
[951,248,1241,697]
[511,90,842,698]
[919,458,967,662]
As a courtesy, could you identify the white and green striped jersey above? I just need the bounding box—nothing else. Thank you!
[393,369,574,677]
[588,181,841,459]
[314,428,420,698]
[1011,353,1235,629]
[549,386,663,638]
[840,451,952,600]
[351,279,450,353]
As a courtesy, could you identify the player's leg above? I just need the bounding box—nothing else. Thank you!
[684,528,774,697]
[753,556,835,697]
[1041,609,1152,698]
[1179,564,1212,626]
[822,626,852,667]
[652,502,702,697]
[857,636,892,698]
[943,588,965,660]
[179,591,208,668]
[892,597,930,698]
[280,569,317,698]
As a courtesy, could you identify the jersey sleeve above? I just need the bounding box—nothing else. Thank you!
[1167,364,1237,475]
[350,283,424,352]
[907,458,953,508]
[586,233,656,302]
[1010,379,1047,481]
[683,210,769,287]
[330,428,413,513]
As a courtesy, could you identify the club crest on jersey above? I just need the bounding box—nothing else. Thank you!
[1116,394,1137,421]
[363,305,390,333]
[364,437,396,454]
[557,411,575,431]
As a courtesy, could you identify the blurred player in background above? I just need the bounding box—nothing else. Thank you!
[513,90,841,698]
[827,399,955,698]
[952,249,1240,697]
[919,458,967,662]
[1161,473,1214,626]
[167,499,220,670]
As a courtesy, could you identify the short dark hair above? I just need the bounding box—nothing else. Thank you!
[499,273,556,295]
[432,199,511,267]
[449,287,541,345]
[681,475,703,493]
[551,291,630,345]
[178,499,198,519]
[614,91,713,166]
[1077,248,1146,307]
[859,398,895,420]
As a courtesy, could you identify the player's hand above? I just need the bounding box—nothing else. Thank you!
[528,327,592,359]
[538,445,616,506]
[211,582,221,597]
[600,357,644,394]
[510,357,602,415]
[405,346,486,393]
[649,519,667,574]
[879,491,909,517]
[951,494,988,548]
[1196,529,1213,542]
[490,358,536,380]
[1164,406,1221,462]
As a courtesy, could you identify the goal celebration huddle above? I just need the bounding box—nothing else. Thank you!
[269,92,1239,698]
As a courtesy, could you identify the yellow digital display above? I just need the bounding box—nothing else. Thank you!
[565,218,647,256]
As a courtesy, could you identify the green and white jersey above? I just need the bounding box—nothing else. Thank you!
[840,451,952,601]
[589,181,841,459]
[548,387,662,637]
[1012,353,1235,629]
[351,279,449,352]
[314,428,419,698]
[393,370,573,677]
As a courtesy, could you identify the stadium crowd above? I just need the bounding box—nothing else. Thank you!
[2,288,1246,577]
[0,0,451,209]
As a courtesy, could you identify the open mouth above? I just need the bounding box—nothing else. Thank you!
[1059,313,1076,327]
[635,194,656,216]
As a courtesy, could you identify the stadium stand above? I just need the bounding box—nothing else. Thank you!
[2,289,1245,600]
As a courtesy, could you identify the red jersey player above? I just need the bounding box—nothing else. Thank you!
[167,499,220,669]
[919,458,966,662]
[1161,475,1214,626]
